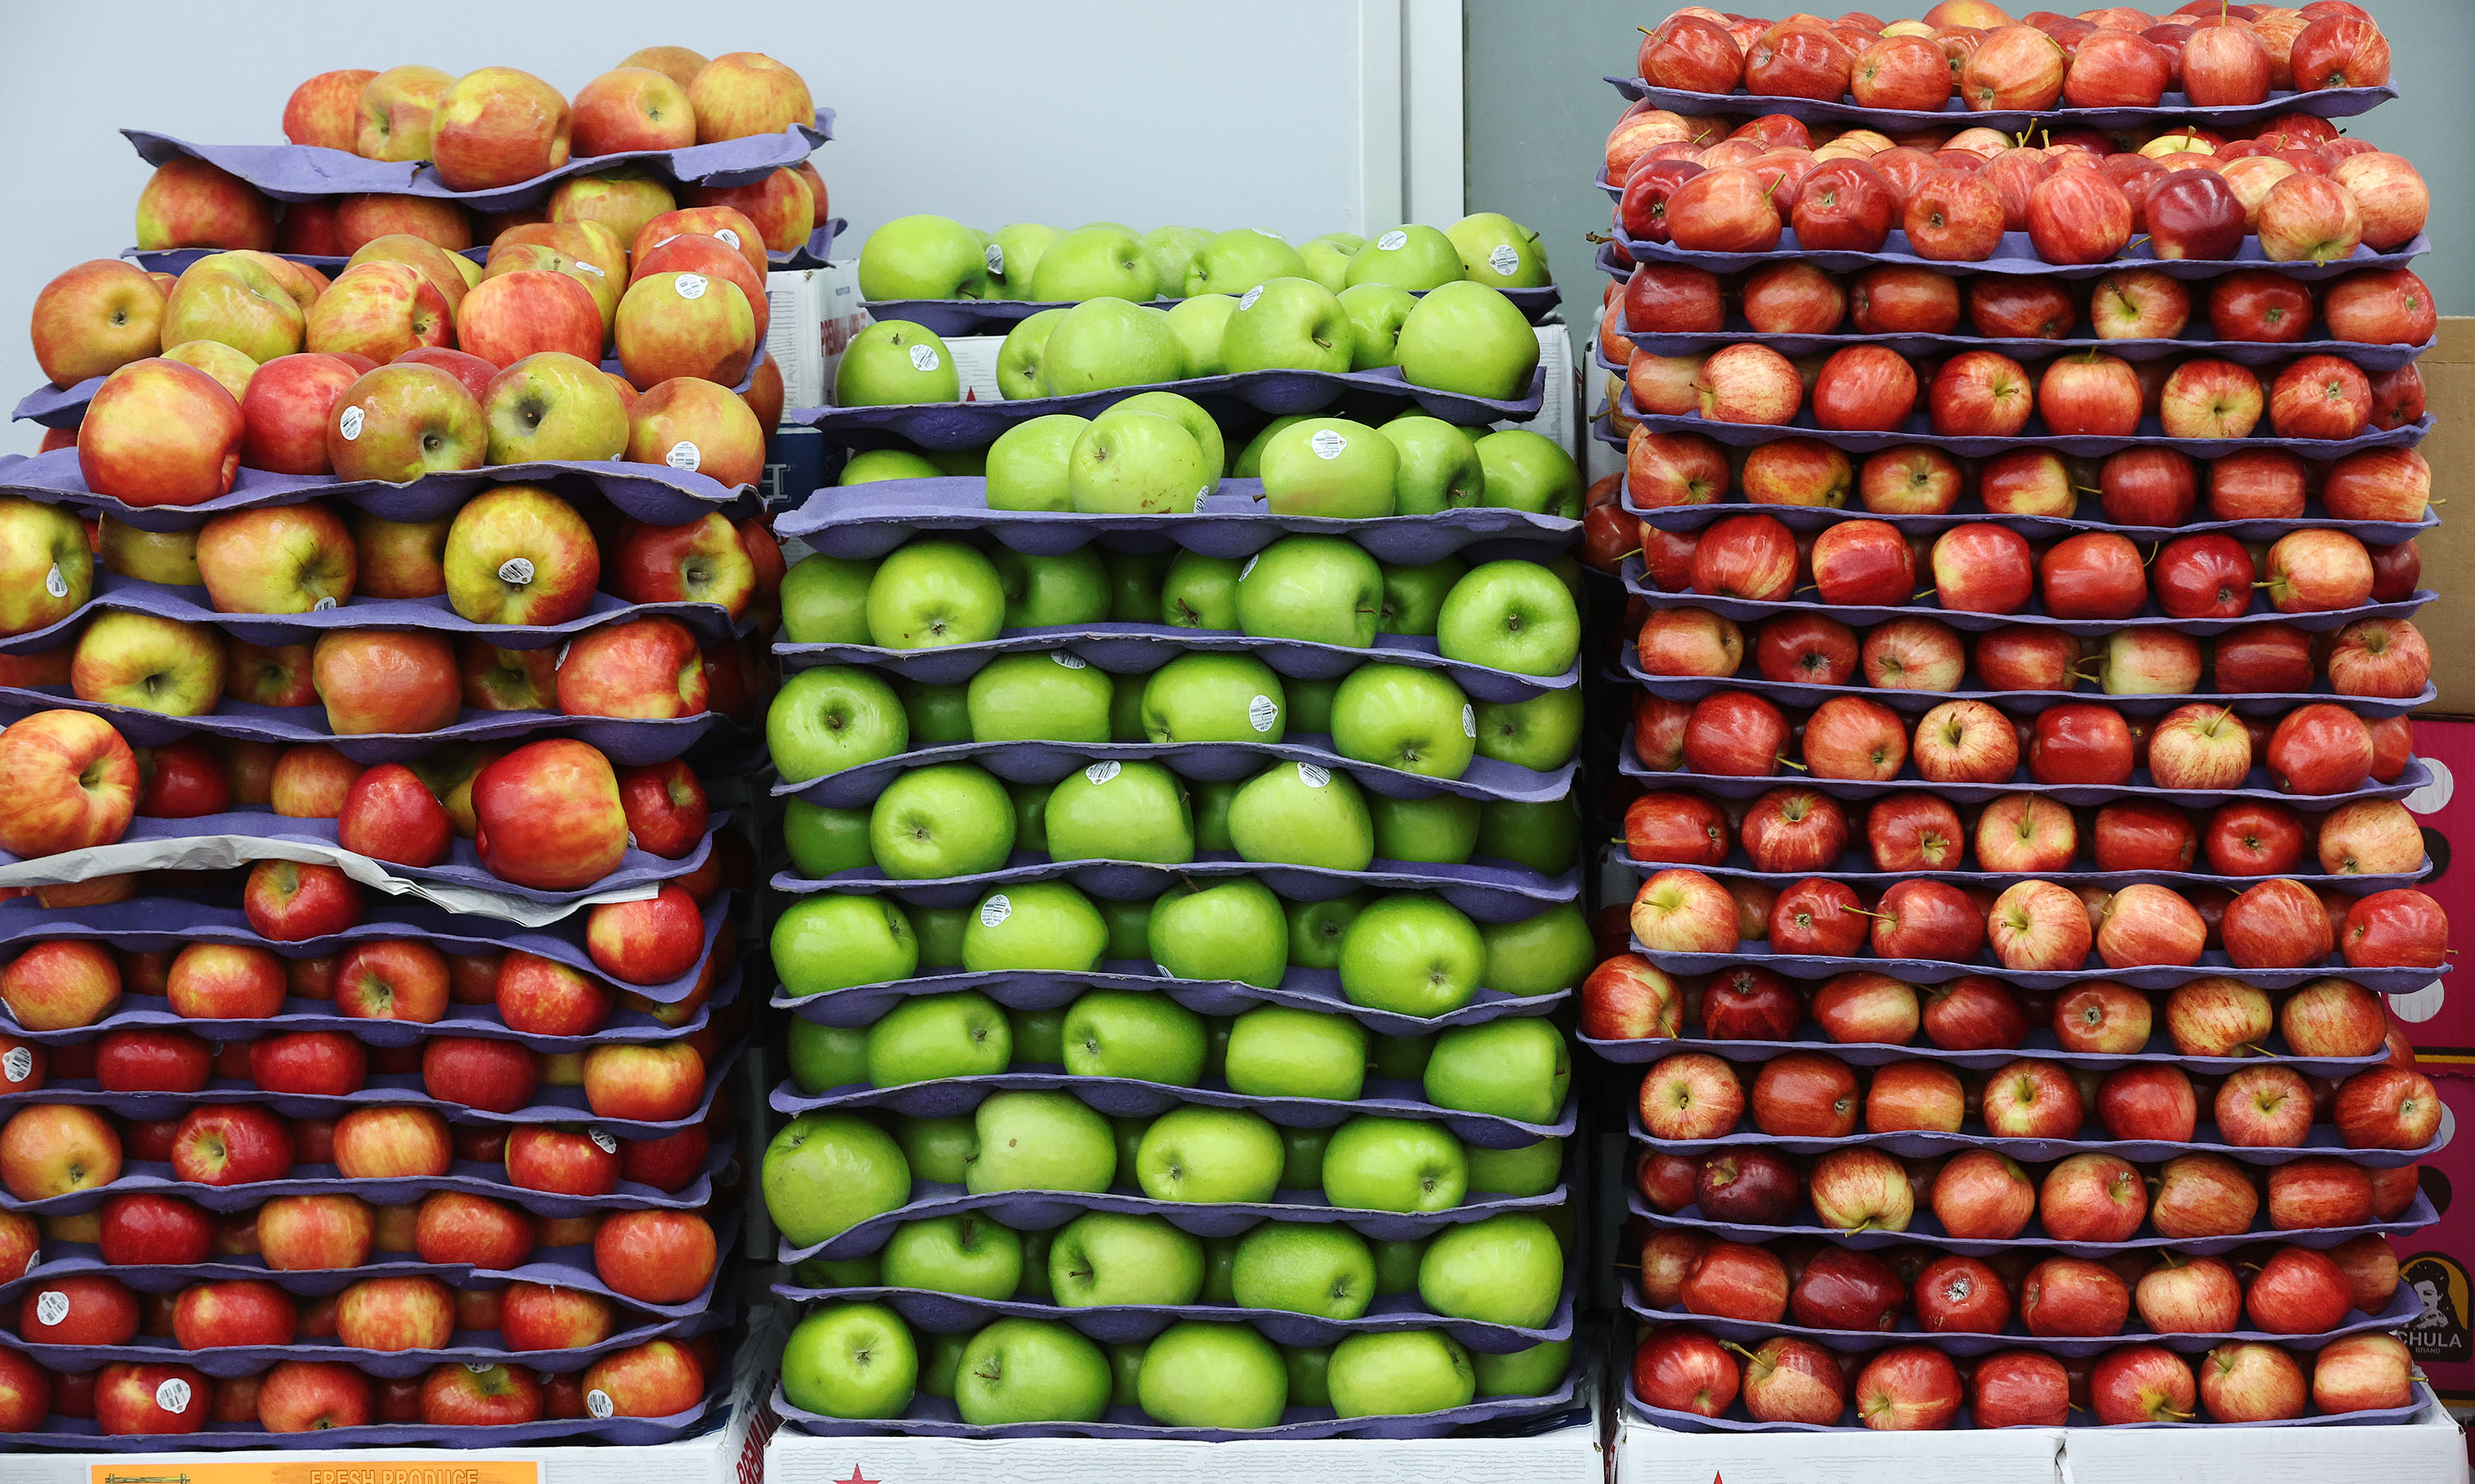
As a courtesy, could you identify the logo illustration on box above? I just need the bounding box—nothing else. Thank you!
[2399,1251,2473,1364]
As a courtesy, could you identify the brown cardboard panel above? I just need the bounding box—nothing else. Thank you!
[2418,318,2474,715]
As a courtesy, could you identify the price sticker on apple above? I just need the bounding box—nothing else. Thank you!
[1051,652,1087,670]
[1084,761,1120,785]
[20,1248,33,1279]
[1238,285,1265,311]
[1249,695,1279,733]
[585,1388,615,1420]
[588,1126,618,1154]
[1296,763,1332,789]
[313,595,337,611]
[715,228,742,250]
[1462,704,1478,738]
[576,260,606,276]
[666,441,703,472]
[34,1290,68,1326]
[1489,244,1522,276]
[675,272,710,300]
[499,557,535,587]
[1308,429,1347,460]
[337,405,365,440]
[980,894,1012,927]
[156,1377,192,1415]
[1,1047,31,1083]
[43,563,65,600]
[908,343,941,372]
[983,243,1005,276]
[1377,230,1409,251]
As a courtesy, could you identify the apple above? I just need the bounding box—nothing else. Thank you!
[328,362,488,482]
[2313,1333,2415,1414]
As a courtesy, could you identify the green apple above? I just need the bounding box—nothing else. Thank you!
[865,989,1012,1085]
[1394,283,1539,402]
[1185,228,1308,297]
[1322,1116,1467,1213]
[994,308,1067,400]
[896,678,973,746]
[1141,652,1285,742]
[1336,281,1417,370]
[865,539,1006,648]
[1474,429,1582,518]
[1377,416,1486,513]
[927,446,988,476]
[1013,780,1052,852]
[1233,415,1308,477]
[1228,761,1374,870]
[955,1318,1112,1425]
[1162,551,1242,629]
[964,651,1110,742]
[1106,551,1168,622]
[893,1114,978,1184]
[1327,1331,1476,1418]
[986,223,1063,296]
[782,554,879,645]
[1149,875,1287,987]
[769,666,908,780]
[1068,408,1211,515]
[1473,687,1584,770]
[1478,799,1579,874]
[1281,1127,1331,1188]
[1190,777,1239,850]
[1140,227,1209,301]
[1257,417,1397,517]
[1016,1232,1056,1298]
[1423,1018,1568,1124]
[1044,760,1195,864]
[1285,676,1339,732]
[839,449,943,484]
[837,319,961,406]
[1372,1237,1426,1293]
[962,881,1109,971]
[1200,1237,1240,1301]
[1026,225,1159,303]
[1137,1321,1287,1429]
[772,894,917,996]
[1330,662,1474,778]
[1481,905,1595,993]
[880,1213,1022,1299]
[1447,213,1552,290]
[1049,1211,1205,1306]
[785,799,874,879]
[1223,1004,1366,1100]
[858,214,991,300]
[1221,277,1351,375]
[1096,895,1154,960]
[1467,1137,1564,1199]
[1232,1222,1375,1318]
[919,1330,970,1397]
[1062,986,1208,1086]
[1285,1345,1334,1406]
[1110,1115,1151,1177]
[964,1090,1117,1193]
[1163,294,1237,378]
[985,414,1090,511]
[914,905,971,969]
[1338,893,1485,1015]
[1106,1343,1144,1407]
[1039,298,1183,395]
[1203,1016,1233,1081]
[1283,891,1365,968]
[793,1253,881,1288]
[1474,1341,1569,1397]
[763,1113,913,1246]
[1299,232,1366,293]
[992,547,1110,629]
[1135,1105,1285,1203]
[1234,535,1382,647]
[1348,225,1468,290]
[1436,561,1580,676]
[1110,390,1226,478]
[1109,678,1147,742]
[1008,1007,1066,1064]
[1418,1213,1562,1326]
[867,763,1015,879]
[1378,557,1468,636]
[787,1017,869,1094]
[781,1301,917,1420]
[1367,794,1479,864]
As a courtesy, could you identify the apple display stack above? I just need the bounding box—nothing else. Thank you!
[1586,5,2451,1442]
[0,50,823,1451]
[757,213,1602,1439]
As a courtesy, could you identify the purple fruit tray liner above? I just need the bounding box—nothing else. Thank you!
[0,1135,733,1220]
[0,813,728,926]
[1599,840,2430,902]
[871,282,1565,338]
[1618,1100,2451,1171]
[775,1368,1582,1443]
[771,1270,1577,1357]
[1583,1015,2390,1079]
[1602,74,2395,134]
[779,478,1577,565]
[776,625,1577,705]
[1625,1186,2441,1264]
[1616,487,2436,548]
[776,851,1577,921]
[127,114,832,206]
[778,963,1566,1041]
[1622,1377,2430,1435]
[771,1070,1573,1150]
[126,217,846,280]
[780,736,1574,812]
[789,365,1549,452]
[1613,643,2437,720]
[1611,318,2434,375]
[1595,220,2432,285]
[1621,554,2435,639]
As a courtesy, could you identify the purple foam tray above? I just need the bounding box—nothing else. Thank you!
[870,282,1565,337]
[776,625,1577,705]
[1626,1187,2442,1262]
[777,478,1577,564]
[1601,74,2397,132]
[771,1071,1572,1151]
[1620,1278,2417,1359]
[0,447,750,532]
[1582,1020,2389,1079]
[1623,1377,2427,1435]
[1612,318,2435,375]
[126,113,831,205]
[777,963,1566,1040]
[779,1175,1571,1265]
[1619,1100,2451,1171]
[1614,643,2437,719]
[778,736,1573,812]
[1618,488,2436,547]
[1629,928,2448,996]
[776,851,1577,923]
[788,365,1549,451]
[1600,841,2428,902]
[1598,219,2432,285]
[769,1270,1577,1356]
[1622,554,2435,638]
[123,214,842,277]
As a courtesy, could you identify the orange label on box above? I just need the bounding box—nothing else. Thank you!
[91,1463,541,1484]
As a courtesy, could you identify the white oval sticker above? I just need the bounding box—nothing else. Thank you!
[1,1047,31,1083]
[311,596,338,611]
[984,243,1005,276]
[44,564,66,601]
[20,1247,33,1278]
[1050,652,1087,670]
[1377,230,1408,252]
[1238,285,1265,312]
[34,1290,68,1326]
[156,1378,192,1415]
[1239,556,1258,582]
[666,441,703,472]
[585,1388,615,1420]
[1248,695,1279,733]
[1084,761,1121,786]
[1308,429,1346,460]
[1488,244,1521,276]
[337,406,365,440]
[716,228,742,250]
[498,557,535,587]
[675,273,710,300]
[1462,704,1478,738]
[1297,763,1331,789]
[908,344,941,372]
[588,1126,618,1154]
[576,260,606,277]
[979,894,1012,927]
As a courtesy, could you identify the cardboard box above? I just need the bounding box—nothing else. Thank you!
[2382,717,2468,1059]
[2416,318,2473,715]
[2391,1072,2475,1413]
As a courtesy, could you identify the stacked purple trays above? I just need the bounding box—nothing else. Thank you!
[1583,16,2448,1437]
[0,450,766,1449]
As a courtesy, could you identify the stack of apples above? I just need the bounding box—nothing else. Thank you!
[1588,0,2445,1435]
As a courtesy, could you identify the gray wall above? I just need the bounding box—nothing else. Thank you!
[1465,0,2475,322]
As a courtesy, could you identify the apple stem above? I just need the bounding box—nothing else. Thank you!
[1585,231,1615,246]
[1913,587,1935,601]
[1777,756,1808,771]
[1840,905,1893,921]
[2238,1042,2270,1057]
